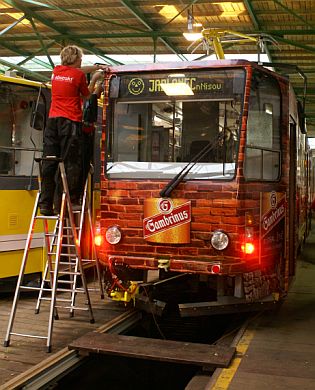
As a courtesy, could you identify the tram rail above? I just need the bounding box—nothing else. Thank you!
[0,309,141,390]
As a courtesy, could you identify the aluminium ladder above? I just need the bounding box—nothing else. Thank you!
[34,166,104,317]
[3,158,95,352]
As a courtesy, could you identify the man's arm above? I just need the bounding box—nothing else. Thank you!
[88,71,104,94]
[81,64,110,74]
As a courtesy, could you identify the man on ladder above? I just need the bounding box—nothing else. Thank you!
[3,46,108,352]
[39,45,108,216]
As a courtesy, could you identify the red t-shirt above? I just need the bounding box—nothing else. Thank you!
[49,65,90,122]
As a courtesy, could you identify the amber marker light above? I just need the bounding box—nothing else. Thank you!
[94,234,103,247]
[241,242,255,255]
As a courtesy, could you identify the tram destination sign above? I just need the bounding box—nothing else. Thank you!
[115,70,245,100]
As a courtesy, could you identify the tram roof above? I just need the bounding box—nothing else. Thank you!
[110,59,287,79]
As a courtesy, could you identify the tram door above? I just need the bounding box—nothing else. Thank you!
[289,119,297,276]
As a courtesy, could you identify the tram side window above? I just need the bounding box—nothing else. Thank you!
[244,72,281,181]
[0,83,46,176]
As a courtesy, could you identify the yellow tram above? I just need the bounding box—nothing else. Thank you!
[0,73,50,291]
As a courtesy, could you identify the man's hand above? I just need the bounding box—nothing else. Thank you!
[95,64,111,72]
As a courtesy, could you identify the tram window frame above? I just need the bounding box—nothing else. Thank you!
[0,82,47,177]
[106,98,242,180]
[105,68,245,180]
[244,71,281,181]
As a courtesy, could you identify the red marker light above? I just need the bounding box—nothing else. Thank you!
[211,264,221,274]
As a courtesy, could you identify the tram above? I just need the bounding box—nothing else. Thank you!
[0,73,50,292]
[96,59,310,313]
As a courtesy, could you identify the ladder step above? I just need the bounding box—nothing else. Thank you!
[40,291,84,301]
[59,261,77,265]
[57,288,85,294]
[36,215,58,220]
[51,271,81,275]
[10,332,47,340]
[55,306,89,311]
[57,280,74,284]
[49,253,77,257]
[20,286,52,292]
[58,254,77,258]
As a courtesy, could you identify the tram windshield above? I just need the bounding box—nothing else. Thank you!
[107,69,245,180]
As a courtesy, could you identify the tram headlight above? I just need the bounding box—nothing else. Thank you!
[211,230,229,251]
[105,225,122,245]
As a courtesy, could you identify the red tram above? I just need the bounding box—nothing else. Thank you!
[95,60,310,314]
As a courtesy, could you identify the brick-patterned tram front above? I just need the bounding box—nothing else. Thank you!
[95,60,310,312]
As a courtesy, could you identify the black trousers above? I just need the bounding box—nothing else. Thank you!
[39,117,83,211]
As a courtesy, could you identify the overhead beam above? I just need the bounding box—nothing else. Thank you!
[161,0,200,28]
[0,41,53,69]
[0,58,50,81]
[243,0,272,61]
[29,16,54,68]
[6,0,146,32]
[3,28,315,44]
[120,0,187,61]
[3,0,123,65]
[272,0,315,30]
[271,36,315,54]
[0,15,26,36]
[16,41,55,67]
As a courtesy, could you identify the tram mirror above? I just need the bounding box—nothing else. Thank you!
[83,93,98,123]
[30,101,46,131]
[109,77,120,98]
[297,100,306,134]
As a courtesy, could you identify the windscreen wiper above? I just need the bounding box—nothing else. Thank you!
[159,134,223,198]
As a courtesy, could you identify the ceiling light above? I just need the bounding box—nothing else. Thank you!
[183,32,203,41]
[183,7,203,42]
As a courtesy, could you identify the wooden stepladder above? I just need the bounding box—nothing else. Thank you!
[3,158,96,352]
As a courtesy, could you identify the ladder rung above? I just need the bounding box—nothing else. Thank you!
[57,280,74,284]
[55,306,89,311]
[59,261,77,265]
[56,298,72,302]
[39,297,72,302]
[51,271,81,275]
[20,286,52,292]
[62,244,76,248]
[58,254,77,258]
[36,215,58,220]
[10,332,47,340]
[57,288,85,294]
[49,253,77,258]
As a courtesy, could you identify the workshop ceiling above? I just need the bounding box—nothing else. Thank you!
[1,0,315,135]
